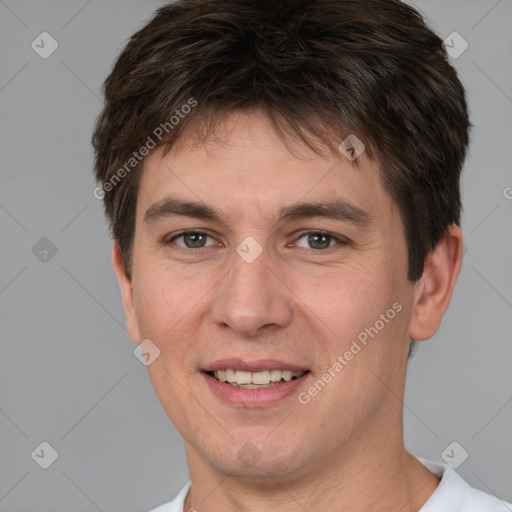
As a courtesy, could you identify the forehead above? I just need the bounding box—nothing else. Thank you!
[136,111,395,226]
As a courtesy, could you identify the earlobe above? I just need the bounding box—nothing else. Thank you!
[111,240,141,344]
[409,225,464,342]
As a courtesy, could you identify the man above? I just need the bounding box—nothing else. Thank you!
[92,0,511,510]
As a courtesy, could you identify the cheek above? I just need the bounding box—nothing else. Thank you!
[300,262,398,342]
[132,269,208,434]
[132,268,199,354]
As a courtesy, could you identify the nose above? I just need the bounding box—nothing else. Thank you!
[210,243,293,339]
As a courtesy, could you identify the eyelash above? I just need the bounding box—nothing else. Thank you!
[164,230,348,254]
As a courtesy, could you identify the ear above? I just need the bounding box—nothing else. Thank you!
[409,224,464,341]
[111,240,141,344]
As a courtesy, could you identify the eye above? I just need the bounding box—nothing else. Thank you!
[293,231,347,251]
[164,230,348,253]
[166,230,218,250]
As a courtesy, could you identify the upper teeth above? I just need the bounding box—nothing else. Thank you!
[214,369,305,385]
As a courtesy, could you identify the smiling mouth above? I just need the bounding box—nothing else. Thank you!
[205,369,310,389]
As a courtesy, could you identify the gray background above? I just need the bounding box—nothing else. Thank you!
[0,1,511,510]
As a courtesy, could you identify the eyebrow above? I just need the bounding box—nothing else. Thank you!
[143,196,372,228]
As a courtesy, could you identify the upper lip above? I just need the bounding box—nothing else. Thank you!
[203,358,309,373]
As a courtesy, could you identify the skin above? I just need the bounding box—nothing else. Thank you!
[113,110,463,511]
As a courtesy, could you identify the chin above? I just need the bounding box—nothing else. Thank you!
[207,440,312,482]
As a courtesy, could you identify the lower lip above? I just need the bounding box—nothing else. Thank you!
[203,372,310,408]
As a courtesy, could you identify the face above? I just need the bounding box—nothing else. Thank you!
[117,111,421,482]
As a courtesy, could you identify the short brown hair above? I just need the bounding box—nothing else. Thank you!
[92,0,471,282]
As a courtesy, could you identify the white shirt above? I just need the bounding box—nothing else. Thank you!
[149,457,512,511]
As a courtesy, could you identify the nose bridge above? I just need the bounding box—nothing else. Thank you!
[212,241,292,336]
